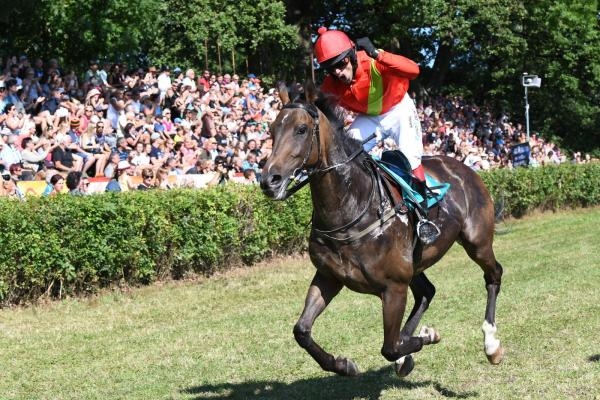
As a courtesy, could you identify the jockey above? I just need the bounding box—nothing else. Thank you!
[314,27,440,244]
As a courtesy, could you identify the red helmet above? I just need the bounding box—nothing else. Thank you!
[314,27,354,68]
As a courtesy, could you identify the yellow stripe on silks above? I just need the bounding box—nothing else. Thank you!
[367,60,383,115]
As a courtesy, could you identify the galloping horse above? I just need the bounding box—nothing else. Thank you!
[260,82,504,377]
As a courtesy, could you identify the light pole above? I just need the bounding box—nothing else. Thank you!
[522,73,542,141]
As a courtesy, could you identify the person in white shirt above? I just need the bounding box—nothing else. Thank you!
[157,67,172,101]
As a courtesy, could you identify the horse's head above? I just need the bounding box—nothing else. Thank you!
[260,81,325,200]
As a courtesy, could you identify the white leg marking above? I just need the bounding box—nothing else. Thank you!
[395,355,406,368]
[419,326,436,342]
[481,320,500,356]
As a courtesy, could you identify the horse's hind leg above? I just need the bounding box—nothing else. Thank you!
[293,271,359,376]
[462,238,505,365]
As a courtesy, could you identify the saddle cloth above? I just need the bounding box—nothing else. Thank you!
[375,151,450,209]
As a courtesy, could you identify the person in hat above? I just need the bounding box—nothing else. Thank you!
[3,79,25,114]
[105,159,135,192]
[314,27,439,243]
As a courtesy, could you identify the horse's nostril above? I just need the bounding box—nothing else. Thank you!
[270,175,282,185]
[260,174,282,191]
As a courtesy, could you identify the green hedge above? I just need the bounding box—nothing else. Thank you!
[481,163,600,217]
[0,185,311,305]
[1,163,599,306]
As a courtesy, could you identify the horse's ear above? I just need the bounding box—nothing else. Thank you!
[278,82,290,105]
[304,79,318,104]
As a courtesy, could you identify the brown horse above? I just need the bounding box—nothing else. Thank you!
[260,83,504,377]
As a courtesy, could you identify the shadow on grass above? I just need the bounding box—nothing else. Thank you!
[182,365,478,400]
[588,354,600,362]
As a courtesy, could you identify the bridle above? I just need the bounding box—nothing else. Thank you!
[277,102,401,244]
[279,102,367,199]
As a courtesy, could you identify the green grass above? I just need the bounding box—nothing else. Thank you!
[1,208,600,400]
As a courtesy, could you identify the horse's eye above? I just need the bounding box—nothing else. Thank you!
[296,125,308,135]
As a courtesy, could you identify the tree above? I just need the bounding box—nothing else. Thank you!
[0,0,164,70]
[148,0,300,82]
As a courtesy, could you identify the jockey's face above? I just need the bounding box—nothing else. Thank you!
[327,57,353,85]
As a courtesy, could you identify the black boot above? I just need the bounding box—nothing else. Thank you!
[414,180,441,245]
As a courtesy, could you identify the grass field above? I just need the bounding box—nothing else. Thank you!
[1,208,600,400]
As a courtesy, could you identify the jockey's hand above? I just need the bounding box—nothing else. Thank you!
[374,130,383,143]
[356,37,379,59]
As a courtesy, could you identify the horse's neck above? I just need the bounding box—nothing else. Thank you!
[310,155,376,228]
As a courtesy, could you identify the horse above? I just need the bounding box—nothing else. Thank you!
[260,82,504,378]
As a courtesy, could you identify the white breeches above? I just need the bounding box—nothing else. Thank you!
[347,93,423,169]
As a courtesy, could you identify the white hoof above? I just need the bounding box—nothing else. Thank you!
[482,320,504,363]
[419,326,441,344]
[394,355,415,378]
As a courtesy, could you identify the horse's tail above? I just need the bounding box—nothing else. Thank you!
[493,193,505,222]
[493,192,512,234]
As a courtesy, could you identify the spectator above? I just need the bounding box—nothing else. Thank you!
[155,167,173,190]
[103,151,120,178]
[83,60,102,90]
[208,157,229,186]
[0,130,23,168]
[1,171,23,200]
[116,160,136,191]
[66,170,84,195]
[51,134,81,173]
[137,168,155,190]
[242,168,258,185]
[106,160,135,192]
[241,152,260,176]
[21,136,52,173]
[4,103,28,134]
[130,142,153,173]
[47,173,65,197]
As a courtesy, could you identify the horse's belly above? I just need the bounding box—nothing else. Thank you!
[309,242,411,295]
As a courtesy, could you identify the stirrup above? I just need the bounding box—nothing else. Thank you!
[417,219,441,245]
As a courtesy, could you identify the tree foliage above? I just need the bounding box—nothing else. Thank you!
[1,0,598,152]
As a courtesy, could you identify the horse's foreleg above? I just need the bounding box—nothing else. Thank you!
[381,284,437,360]
[293,272,358,376]
[400,273,441,343]
[381,283,440,378]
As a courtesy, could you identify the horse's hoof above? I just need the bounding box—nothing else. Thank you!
[486,345,505,365]
[335,356,359,377]
[419,326,441,344]
[394,355,414,378]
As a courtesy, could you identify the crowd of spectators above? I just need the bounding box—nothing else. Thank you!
[0,54,594,199]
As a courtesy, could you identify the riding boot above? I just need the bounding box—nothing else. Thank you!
[413,178,441,245]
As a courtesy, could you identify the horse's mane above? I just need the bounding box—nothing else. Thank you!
[314,92,363,156]
[284,81,363,156]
